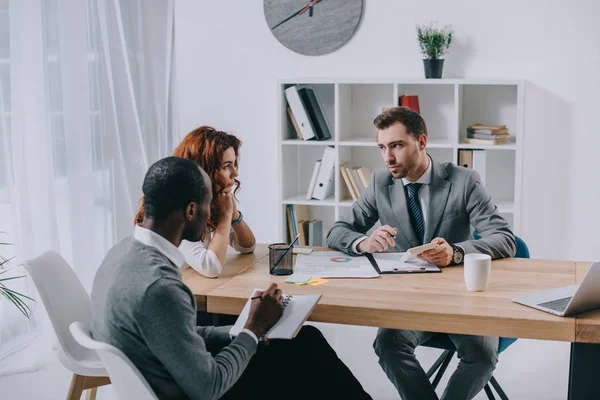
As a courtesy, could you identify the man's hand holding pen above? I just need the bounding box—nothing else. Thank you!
[357,225,398,253]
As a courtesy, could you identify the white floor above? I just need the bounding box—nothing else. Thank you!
[1,323,571,400]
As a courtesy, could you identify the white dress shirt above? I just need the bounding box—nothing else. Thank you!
[179,229,256,278]
[353,157,432,253]
[133,225,258,343]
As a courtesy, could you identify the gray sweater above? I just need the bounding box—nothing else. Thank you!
[90,237,257,399]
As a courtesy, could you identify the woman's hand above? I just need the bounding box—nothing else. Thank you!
[216,191,234,220]
[231,195,240,222]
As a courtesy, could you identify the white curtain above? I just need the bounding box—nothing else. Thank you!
[0,0,177,375]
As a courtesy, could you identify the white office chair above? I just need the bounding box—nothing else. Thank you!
[70,321,158,400]
[24,251,110,400]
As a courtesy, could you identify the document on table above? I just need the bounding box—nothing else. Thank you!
[370,252,440,273]
[294,251,379,278]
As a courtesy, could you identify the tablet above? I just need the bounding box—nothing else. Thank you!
[406,242,438,256]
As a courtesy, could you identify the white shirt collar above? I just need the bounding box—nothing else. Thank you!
[133,225,185,269]
[402,156,432,186]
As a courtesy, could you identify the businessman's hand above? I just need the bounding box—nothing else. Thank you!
[418,237,453,266]
[357,225,398,253]
[244,283,283,338]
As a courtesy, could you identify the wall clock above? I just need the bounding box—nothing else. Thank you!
[264,0,364,56]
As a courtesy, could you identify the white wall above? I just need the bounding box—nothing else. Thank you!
[174,1,600,398]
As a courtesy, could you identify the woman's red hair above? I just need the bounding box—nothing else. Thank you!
[134,126,242,232]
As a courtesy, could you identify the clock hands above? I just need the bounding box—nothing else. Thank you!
[298,0,318,16]
[270,0,323,31]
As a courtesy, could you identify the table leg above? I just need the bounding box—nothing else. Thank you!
[568,342,600,399]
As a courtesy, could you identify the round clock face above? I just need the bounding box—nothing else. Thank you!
[264,0,363,56]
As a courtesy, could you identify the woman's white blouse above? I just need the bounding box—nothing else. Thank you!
[178,229,255,278]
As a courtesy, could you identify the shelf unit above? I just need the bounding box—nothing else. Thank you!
[277,79,524,243]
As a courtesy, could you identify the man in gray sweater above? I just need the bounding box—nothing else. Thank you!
[91,156,371,400]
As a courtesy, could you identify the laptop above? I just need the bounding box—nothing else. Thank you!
[512,262,600,317]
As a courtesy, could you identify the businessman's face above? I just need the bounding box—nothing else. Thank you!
[182,168,212,242]
[377,122,427,179]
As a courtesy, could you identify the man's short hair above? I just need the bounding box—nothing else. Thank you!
[373,106,428,140]
[142,156,207,220]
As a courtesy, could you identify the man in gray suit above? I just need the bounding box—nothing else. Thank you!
[91,156,372,400]
[326,107,516,400]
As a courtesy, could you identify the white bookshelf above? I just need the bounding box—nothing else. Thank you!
[277,79,525,243]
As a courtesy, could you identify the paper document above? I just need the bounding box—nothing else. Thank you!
[295,251,379,278]
[372,252,440,272]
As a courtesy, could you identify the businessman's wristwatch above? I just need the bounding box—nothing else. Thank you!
[451,244,465,265]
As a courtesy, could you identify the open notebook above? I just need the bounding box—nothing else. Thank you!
[230,289,322,340]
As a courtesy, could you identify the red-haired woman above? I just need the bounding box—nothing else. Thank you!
[135,126,256,277]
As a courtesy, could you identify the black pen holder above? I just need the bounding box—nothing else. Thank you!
[269,242,294,276]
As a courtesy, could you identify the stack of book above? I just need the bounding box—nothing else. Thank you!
[464,124,511,145]
[285,85,332,141]
[340,163,371,201]
[286,204,323,246]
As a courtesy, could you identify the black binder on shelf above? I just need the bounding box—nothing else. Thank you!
[298,87,332,141]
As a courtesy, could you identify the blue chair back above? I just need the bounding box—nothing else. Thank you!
[498,234,528,351]
[425,234,528,353]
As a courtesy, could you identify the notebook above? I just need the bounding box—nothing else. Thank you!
[229,288,322,340]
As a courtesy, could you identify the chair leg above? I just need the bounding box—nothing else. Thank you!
[66,374,86,400]
[489,376,509,400]
[426,350,453,378]
[66,374,110,400]
[431,351,454,389]
[85,387,98,400]
[484,383,496,400]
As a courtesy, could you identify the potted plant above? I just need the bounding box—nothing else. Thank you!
[1,238,34,319]
[416,23,454,79]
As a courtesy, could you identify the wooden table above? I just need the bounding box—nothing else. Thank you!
[182,244,269,311]
[183,248,600,399]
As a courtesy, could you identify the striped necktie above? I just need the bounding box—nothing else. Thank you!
[406,183,424,245]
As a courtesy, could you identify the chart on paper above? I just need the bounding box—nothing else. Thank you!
[295,251,379,278]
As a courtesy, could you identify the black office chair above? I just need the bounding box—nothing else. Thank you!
[423,235,529,400]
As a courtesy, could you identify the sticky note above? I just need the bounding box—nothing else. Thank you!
[285,274,312,284]
[308,278,330,286]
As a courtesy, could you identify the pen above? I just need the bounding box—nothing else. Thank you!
[251,295,262,301]
[272,234,300,268]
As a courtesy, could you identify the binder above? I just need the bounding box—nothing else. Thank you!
[349,167,365,195]
[286,106,303,140]
[308,220,323,246]
[312,146,335,200]
[286,205,295,242]
[298,87,332,140]
[458,149,473,169]
[357,167,371,188]
[284,86,316,140]
[398,95,420,114]
[306,160,321,200]
[292,205,309,246]
[472,150,487,185]
[288,205,297,239]
[340,163,358,201]
[297,220,309,246]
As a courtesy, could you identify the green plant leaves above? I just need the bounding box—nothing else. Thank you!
[416,23,453,60]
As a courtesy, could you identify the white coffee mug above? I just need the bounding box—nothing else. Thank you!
[464,253,491,292]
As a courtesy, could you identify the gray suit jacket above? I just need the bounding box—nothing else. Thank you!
[326,159,516,259]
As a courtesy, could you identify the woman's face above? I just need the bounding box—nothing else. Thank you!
[218,147,238,193]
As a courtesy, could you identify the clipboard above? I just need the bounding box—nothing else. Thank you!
[365,252,442,274]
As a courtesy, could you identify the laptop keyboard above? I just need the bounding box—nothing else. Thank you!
[538,297,572,312]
